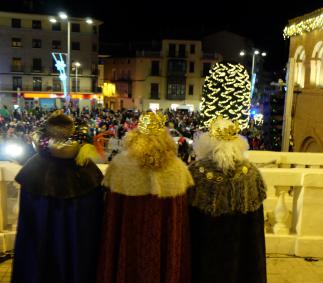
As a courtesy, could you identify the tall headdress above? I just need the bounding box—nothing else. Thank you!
[208,116,240,141]
[138,112,167,135]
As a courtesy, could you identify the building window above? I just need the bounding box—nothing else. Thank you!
[93,25,97,34]
[72,42,80,50]
[12,38,22,47]
[190,44,195,54]
[52,22,61,31]
[150,83,159,99]
[52,58,59,73]
[189,84,194,95]
[92,43,97,52]
[91,63,98,75]
[12,76,22,91]
[167,59,186,75]
[203,62,211,76]
[12,58,22,72]
[169,44,176,57]
[52,40,61,50]
[71,78,80,92]
[189,62,195,73]
[11,18,21,28]
[32,58,42,72]
[91,78,97,92]
[71,23,80,32]
[167,78,186,100]
[33,77,42,91]
[32,39,42,48]
[32,20,42,29]
[52,77,61,91]
[178,44,186,57]
[151,61,160,76]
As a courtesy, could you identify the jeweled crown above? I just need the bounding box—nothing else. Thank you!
[209,116,240,141]
[138,112,167,135]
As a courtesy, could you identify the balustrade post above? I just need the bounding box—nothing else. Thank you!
[273,190,290,234]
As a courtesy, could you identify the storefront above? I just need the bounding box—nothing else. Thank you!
[23,92,103,110]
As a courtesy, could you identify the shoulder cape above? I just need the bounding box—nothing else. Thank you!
[15,154,103,198]
[188,159,266,217]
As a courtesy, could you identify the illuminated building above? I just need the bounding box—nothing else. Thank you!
[284,7,323,152]
[0,11,102,110]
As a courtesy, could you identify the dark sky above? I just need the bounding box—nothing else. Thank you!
[2,0,323,72]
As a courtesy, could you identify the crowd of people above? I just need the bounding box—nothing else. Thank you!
[11,110,267,283]
[0,105,206,164]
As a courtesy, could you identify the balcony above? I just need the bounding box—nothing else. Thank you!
[11,65,24,73]
[1,151,323,256]
[202,52,221,60]
[245,150,323,258]
[136,50,161,58]
[150,93,160,100]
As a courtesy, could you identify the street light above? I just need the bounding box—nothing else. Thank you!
[73,62,81,92]
[49,12,93,108]
[240,49,267,98]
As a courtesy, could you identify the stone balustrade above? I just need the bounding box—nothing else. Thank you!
[1,150,323,256]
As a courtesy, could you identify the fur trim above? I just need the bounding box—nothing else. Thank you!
[102,152,194,197]
[189,159,266,217]
[75,144,100,166]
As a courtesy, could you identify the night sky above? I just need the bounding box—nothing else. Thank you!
[1,0,323,72]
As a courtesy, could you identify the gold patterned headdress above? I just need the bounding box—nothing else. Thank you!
[138,111,167,135]
[209,116,240,141]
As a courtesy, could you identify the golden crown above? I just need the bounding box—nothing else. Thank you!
[209,116,240,141]
[138,111,167,135]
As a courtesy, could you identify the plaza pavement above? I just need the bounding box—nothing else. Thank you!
[1,255,323,282]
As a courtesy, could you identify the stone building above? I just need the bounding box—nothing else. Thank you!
[103,39,220,111]
[284,8,323,152]
[0,11,102,110]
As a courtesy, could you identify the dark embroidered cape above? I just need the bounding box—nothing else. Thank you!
[15,153,103,198]
[189,159,267,283]
[12,153,104,283]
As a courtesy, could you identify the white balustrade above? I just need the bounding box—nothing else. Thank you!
[1,150,323,256]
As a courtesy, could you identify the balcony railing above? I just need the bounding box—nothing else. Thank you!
[11,65,24,72]
[150,93,160,100]
[0,84,95,93]
[245,150,323,257]
[136,51,161,57]
[2,151,323,255]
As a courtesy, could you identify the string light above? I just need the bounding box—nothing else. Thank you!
[201,62,251,129]
[283,9,323,39]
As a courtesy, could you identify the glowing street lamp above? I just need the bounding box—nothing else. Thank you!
[73,62,81,92]
[49,12,94,107]
[240,49,267,98]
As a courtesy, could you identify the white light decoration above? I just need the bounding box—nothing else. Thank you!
[170,104,179,110]
[52,53,67,97]
[253,113,264,126]
[283,9,323,39]
[149,103,159,112]
[201,62,251,129]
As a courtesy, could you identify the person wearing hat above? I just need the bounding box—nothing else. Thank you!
[189,116,267,283]
[97,111,194,283]
[12,111,104,283]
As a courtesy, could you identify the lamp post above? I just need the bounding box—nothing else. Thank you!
[240,49,267,98]
[49,13,93,109]
[73,62,81,92]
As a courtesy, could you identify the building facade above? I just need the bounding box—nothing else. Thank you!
[103,39,220,111]
[0,11,102,111]
[284,8,323,152]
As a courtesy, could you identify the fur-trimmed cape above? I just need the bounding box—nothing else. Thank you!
[102,152,194,197]
[188,159,266,217]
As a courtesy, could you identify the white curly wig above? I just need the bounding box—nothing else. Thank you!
[193,119,249,172]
